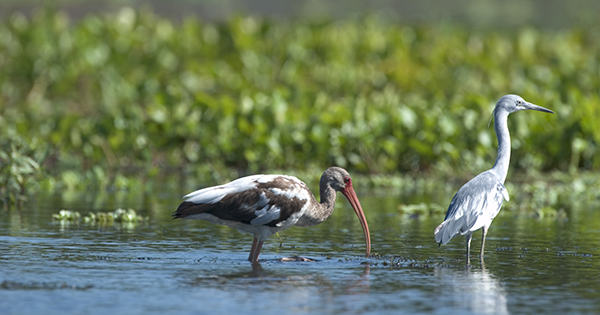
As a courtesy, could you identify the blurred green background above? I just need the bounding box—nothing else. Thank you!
[0,1,599,207]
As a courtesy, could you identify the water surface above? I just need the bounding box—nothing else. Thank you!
[1,190,599,314]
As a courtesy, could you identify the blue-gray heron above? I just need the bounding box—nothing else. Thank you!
[434,94,554,262]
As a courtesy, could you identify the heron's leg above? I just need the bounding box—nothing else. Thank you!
[248,236,264,262]
[465,234,473,264]
[480,227,488,260]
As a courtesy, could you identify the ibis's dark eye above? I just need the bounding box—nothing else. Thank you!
[344,177,350,183]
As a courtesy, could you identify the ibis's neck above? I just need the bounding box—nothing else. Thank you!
[295,183,336,227]
[315,183,337,222]
[490,109,511,183]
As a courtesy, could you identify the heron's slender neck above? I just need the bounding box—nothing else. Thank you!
[491,109,511,183]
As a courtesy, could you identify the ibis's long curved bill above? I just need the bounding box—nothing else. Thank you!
[525,102,554,114]
[341,186,371,257]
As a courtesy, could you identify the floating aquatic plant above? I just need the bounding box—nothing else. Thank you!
[52,208,148,222]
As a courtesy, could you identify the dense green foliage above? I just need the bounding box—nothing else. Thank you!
[0,130,47,207]
[1,8,599,192]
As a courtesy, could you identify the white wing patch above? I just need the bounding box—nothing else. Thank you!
[258,175,309,199]
[251,206,282,225]
[250,177,311,226]
[183,175,265,204]
[271,186,310,201]
[256,175,297,184]
[246,192,282,225]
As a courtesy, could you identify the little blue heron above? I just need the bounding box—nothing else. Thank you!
[434,94,554,262]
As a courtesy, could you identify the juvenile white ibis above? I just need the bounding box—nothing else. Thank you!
[173,167,371,262]
[434,94,554,262]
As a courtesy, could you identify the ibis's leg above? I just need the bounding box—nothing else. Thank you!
[253,241,264,261]
[480,227,488,260]
[465,234,473,264]
[248,236,258,262]
[248,236,264,262]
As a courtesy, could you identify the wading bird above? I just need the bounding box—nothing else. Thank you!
[434,94,554,262]
[173,167,371,262]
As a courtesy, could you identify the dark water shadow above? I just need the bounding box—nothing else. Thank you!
[0,279,93,291]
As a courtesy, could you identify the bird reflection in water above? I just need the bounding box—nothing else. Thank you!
[183,261,371,294]
[178,262,371,313]
[434,264,509,315]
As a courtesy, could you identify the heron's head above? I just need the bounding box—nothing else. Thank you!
[495,94,554,115]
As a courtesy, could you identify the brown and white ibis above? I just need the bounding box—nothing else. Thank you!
[173,166,371,262]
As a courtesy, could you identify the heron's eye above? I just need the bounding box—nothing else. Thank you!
[516,100,523,106]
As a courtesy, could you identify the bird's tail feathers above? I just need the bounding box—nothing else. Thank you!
[172,201,210,219]
[434,221,446,244]
[434,221,446,235]
[434,220,461,245]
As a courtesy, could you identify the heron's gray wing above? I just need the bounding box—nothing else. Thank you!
[435,171,508,245]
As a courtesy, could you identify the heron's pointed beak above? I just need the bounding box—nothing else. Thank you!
[341,185,371,258]
[525,102,554,114]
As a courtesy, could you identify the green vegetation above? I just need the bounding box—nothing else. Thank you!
[0,8,599,209]
[0,130,47,208]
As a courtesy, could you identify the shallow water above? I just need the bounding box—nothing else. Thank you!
[1,190,599,315]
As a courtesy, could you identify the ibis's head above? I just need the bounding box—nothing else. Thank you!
[321,167,371,257]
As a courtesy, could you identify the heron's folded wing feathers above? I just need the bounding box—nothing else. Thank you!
[434,171,507,244]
